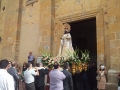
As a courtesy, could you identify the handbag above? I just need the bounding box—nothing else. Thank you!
[96,75,101,81]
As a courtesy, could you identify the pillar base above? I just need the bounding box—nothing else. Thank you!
[106,83,117,90]
[106,69,120,90]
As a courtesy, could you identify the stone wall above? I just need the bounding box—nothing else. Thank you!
[0,0,21,61]
[0,0,54,64]
[53,0,120,89]
[108,0,120,69]
[52,0,120,70]
[0,1,120,89]
[0,0,119,68]
[18,0,55,64]
[0,0,41,64]
[39,0,54,55]
[18,0,40,64]
[106,0,120,89]
[0,0,6,59]
[53,0,109,67]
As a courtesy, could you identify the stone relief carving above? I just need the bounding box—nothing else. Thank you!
[26,0,38,6]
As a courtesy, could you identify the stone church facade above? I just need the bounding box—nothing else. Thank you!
[0,0,120,89]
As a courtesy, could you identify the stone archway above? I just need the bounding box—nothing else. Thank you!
[54,9,110,69]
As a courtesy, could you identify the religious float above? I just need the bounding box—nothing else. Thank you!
[41,23,90,74]
[41,49,90,74]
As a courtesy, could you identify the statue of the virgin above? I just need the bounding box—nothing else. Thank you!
[58,23,74,57]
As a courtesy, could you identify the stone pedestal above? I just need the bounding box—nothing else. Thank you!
[106,69,120,90]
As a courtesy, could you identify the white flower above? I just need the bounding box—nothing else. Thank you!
[52,61,54,64]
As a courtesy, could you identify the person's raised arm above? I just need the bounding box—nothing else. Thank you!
[35,67,39,76]
[104,67,107,74]
[60,72,66,80]
[31,67,39,76]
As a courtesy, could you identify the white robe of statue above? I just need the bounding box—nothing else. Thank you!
[58,33,74,56]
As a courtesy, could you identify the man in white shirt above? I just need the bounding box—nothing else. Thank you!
[24,62,39,90]
[0,59,15,90]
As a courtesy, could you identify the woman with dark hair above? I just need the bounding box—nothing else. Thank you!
[97,64,107,90]
[20,62,27,90]
[22,62,27,72]
[21,62,27,82]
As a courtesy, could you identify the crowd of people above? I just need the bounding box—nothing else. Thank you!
[0,59,108,90]
[0,59,73,90]
[0,22,119,90]
[0,52,119,90]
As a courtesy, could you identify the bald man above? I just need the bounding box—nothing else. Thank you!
[28,52,35,66]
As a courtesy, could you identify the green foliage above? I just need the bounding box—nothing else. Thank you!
[81,49,90,63]
[65,48,80,65]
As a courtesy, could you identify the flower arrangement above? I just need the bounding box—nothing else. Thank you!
[41,49,90,71]
[71,49,90,74]
[41,52,64,67]
[41,52,52,66]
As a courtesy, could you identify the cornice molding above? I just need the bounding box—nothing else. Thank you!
[57,8,103,23]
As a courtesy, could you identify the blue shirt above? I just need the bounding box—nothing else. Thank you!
[28,55,34,61]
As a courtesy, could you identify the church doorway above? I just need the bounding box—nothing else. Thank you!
[70,18,97,90]
[70,18,97,63]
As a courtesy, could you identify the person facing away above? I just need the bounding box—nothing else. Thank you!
[0,59,15,90]
[7,62,19,90]
[24,62,39,90]
[49,62,66,90]
[28,52,35,66]
[79,69,90,90]
[91,62,97,90]
[62,63,73,90]
[35,63,48,90]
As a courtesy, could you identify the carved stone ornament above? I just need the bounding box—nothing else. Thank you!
[26,0,38,6]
